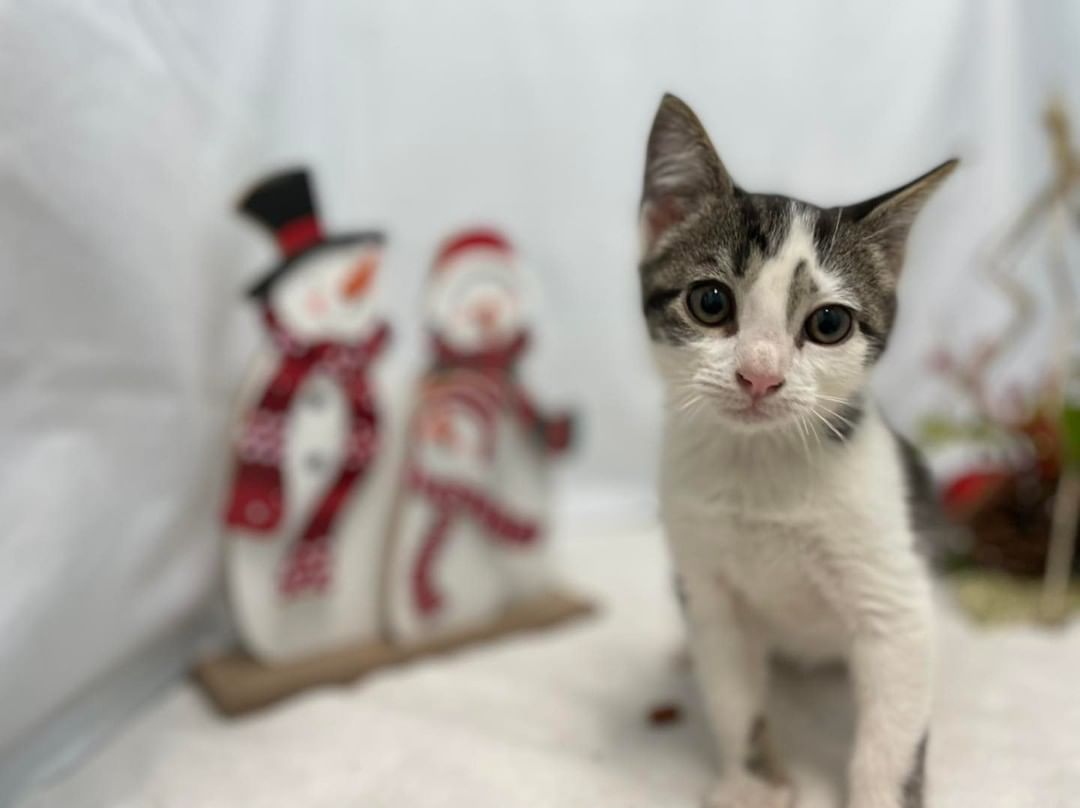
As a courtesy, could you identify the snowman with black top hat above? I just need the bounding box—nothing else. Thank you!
[222,168,396,662]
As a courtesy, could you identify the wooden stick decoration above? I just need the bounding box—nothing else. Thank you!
[1032,101,1080,622]
[943,99,1080,622]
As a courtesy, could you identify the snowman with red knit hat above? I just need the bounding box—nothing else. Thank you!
[384,228,574,641]
[222,168,396,662]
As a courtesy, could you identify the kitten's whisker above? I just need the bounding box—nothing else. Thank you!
[806,406,845,442]
[822,208,843,269]
[808,413,825,453]
[670,385,715,421]
[794,415,812,465]
[678,395,704,414]
[816,405,857,429]
[669,388,700,411]
[813,403,855,424]
[814,393,853,404]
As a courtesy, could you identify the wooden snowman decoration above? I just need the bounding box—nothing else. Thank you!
[222,168,394,662]
[384,229,574,642]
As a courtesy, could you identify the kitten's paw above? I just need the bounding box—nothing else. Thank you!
[703,775,793,808]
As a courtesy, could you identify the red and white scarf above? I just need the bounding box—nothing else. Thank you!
[224,307,390,596]
[431,332,573,453]
[407,332,572,614]
[407,464,539,614]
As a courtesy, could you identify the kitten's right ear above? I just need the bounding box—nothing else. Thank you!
[641,94,733,252]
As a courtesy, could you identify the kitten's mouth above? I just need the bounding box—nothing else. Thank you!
[736,407,778,422]
[723,395,796,426]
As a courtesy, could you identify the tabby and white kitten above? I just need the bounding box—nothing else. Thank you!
[639,94,956,808]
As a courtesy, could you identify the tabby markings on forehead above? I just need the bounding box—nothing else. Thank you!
[728,194,796,280]
[785,258,819,323]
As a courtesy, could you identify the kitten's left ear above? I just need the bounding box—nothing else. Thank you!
[844,158,959,271]
[640,94,734,253]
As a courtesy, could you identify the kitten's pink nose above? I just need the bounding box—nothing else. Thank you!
[736,369,784,398]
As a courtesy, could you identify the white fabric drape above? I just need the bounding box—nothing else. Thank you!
[2,0,1076,800]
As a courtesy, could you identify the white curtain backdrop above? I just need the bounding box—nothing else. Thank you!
[2,0,1077,800]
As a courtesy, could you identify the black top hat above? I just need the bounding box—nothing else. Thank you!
[237,167,384,299]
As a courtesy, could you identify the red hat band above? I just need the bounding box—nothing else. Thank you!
[276,215,325,258]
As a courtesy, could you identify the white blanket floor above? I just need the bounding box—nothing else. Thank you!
[18,524,1080,808]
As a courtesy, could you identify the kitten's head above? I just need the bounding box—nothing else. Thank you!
[639,93,956,439]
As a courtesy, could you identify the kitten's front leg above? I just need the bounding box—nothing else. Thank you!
[846,594,933,808]
[680,570,792,808]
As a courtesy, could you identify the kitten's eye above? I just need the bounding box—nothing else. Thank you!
[686,282,734,327]
[804,305,854,345]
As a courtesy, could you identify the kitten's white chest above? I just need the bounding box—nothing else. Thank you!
[680,510,849,662]
[661,409,909,663]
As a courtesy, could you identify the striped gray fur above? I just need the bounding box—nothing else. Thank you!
[639,95,955,445]
[640,94,956,372]
[640,180,944,361]
[745,715,788,786]
[785,258,815,322]
[902,733,929,808]
[894,430,960,564]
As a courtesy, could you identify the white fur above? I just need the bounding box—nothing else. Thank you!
[654,221,933,808]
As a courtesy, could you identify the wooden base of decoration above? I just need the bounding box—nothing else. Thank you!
[193,590,595,716]
[948,569,1080,625]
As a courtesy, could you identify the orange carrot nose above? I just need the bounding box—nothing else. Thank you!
[342,256,378,300]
